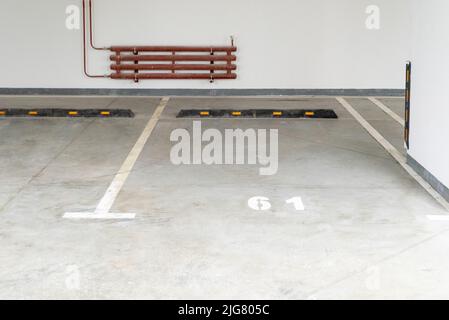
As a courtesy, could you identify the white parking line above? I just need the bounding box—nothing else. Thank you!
[336,97,449,212]
[64,97,170,220]
[368,97,405,126]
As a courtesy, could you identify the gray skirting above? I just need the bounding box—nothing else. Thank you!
[407,155,449,202]
[0,88,405,97]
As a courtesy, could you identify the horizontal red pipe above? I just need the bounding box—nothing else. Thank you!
[110,73,237,80]
[111,64,237,71]
[111,46,237,52]
[110,54,236,62]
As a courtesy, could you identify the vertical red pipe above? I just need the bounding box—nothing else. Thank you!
[82,0,109,78]
[89,0,110,50]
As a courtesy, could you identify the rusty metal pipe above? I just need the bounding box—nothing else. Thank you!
[82,0,110,78]
[89,0,110,50]
[111,73,237,80]
[110,54,237,62]
[111,64,237,71]
[111,46,237,52]
[82,0,237,81]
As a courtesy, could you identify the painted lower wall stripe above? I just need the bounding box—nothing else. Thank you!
[64,97,170,220]
[336,97,449,212]
[368,97,405,126]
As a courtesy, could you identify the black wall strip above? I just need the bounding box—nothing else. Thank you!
[405,62,412,149]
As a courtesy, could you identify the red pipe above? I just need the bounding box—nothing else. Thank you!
[111,46,237,52]
[111,73,237,80]
[82,0,109,78]
[89,0,110,50]
[82,0,237,81]
[111,64,237,71]
[110,54,237,62]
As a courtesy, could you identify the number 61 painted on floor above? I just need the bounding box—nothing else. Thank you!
[248,197,305,211]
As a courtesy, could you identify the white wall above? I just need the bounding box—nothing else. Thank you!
[0,0,410,89]
[409,0,449,188]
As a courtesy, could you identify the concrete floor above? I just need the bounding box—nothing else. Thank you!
[0,95,448,299]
